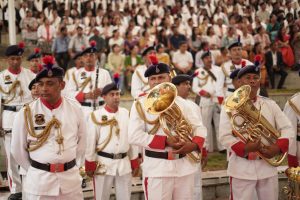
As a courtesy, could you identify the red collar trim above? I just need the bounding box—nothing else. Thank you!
[85,66,95,72]
[138,92,147,97]
[41,97,63,110]
[251,96,257,103]
[104,105,118,113]
[8,67,21,75]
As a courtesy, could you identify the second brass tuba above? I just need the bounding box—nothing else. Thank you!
[144,82,201,163]
[224,85,286,166]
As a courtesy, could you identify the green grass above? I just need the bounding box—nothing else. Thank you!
[203,152,227,171]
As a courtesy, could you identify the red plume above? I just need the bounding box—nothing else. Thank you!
[147,53,158,65]
[254,55,261,62]
[18,41,25,49]
[113,73,120,79]
[34,48,40,54]
[241,60,246,68]
[90,40,96,47]
[42,55,55,66]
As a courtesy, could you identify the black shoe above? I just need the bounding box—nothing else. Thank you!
[8,192,22,200]
[81,179,87,188]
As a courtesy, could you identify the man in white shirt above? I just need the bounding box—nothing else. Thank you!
[172,41,193,75]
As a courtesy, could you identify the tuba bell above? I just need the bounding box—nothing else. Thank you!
[283,167,300,200]
[144,82,201,163]
[224,85,286,166]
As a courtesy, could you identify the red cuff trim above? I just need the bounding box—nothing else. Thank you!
[130,158,139,170]
[148,135,167,150]
[276,138,289,153]
[288,154,298,167]
[199,90,207,96]
[217,96,224,104]
[231,141,246,157]
[192,136,205,150]
[85,160,96,172]
[202,148,208,157]
[76,92,85,103]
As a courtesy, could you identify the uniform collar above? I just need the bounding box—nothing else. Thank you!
[41,97,63,110]
[8,67,21,75]
[104,104,118,113]
[84,66,95,72]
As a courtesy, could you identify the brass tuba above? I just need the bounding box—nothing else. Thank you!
[224,85,286,166]
[144,82,201,163]
[283,167,300,200]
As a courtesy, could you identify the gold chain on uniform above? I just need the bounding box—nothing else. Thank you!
[0,80,24,104]
[196,72,209,87]
[78,77,92,92]
[221,63,229,77]
[135,99,160,135]
[91,112,120,152]
[24,104,64,154]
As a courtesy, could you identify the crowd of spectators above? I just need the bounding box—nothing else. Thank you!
[1,0,300,91]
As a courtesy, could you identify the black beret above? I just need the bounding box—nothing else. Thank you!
[73,51,83,60]
[28,78,38,90]
[142,46,155,57]
[229,68,241,79]
[237,65,260,79]
[81,41,98,55]
[172,74,191,85]
[5,43,25,57]
[102,83,119,96]
[27,48,41,61]
[144,63,170,77]
[35,56,65,82]
[228,40,242,50]
[201,51,212,59]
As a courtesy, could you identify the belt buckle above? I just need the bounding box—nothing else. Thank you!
[168,151,180,160]
[113,154,122,159]
[50,163,64,172]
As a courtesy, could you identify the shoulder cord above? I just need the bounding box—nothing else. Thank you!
[24,104,64,154]
[91,112,120,152]
[288,99,300,116]
[0,80,23,104]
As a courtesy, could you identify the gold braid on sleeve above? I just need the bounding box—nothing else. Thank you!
[0,80,24,104]
[135,99,160,135]
[24,104,64,154]
[71,71,79,90]
[91,112,120,152]
[288,99,300,116]
[79,77,92,92]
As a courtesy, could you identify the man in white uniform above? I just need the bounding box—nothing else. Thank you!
[219,63,293,200]
[0,43,35,200]
[85,82,139,200]
[128,59,207,200]
[192,51,225,153]
[284,92,300,167]
[65,41,112,120]
[11,56,86,200]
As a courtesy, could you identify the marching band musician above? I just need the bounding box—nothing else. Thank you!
[85,81,139,200]
[11,56,86,200]
[219,61,293,200]
[128,55,207,200]
[0,42,35,200]
[28,78,41,100]
[65,40,112,120]
[172,74,208,200]
[283,92,300,167]
[130,46,155,98]
[27,47,43,74]
[192,50,225,153]
[64,50,84,82]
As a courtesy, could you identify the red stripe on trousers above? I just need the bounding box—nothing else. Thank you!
[144,177,149,200]
[9,174,12,189]
[230,176,233,200]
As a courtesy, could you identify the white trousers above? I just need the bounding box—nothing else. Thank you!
[4,133,22,193]
[194,169,203,200]
[200,104,224,152]
[230,175,278,200]
[93,173,131,200]
[25,190,83,200]
[143,173,195,200]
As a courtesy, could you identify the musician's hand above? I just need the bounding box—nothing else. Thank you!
[259,144,280,159]
[244,139,261,154]
[86,170,95,178]
[84,92,95,100]
[93,88,102,98]
[201,156,208,169]
[166,136,182,150]
[172,142,198,154]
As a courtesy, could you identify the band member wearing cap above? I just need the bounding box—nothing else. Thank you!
[283,92,300,168]
[128,56,207,200]
[64,51,84,81]
[27,47,43,74]
[219,63,293,200]
[0,42,35,200]
[85,81,139,200]
[219,39,253,99]
[11,56,86,200]
[229,68,241,90]
[172,74,208,200]
[65,41,112,120]
[192,51,225,153]
[28,79,41,100]
[130,46,155,98]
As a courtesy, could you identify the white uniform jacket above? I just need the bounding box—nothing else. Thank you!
[128,95,207,178]
[192,65,224,106]
[284,92,300,166]
[85,106,139,176]
[0,67,35,129]
[219,96,293,180]
[131,65,149,98]
[11,97,86,196]
[220,59,253,98]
